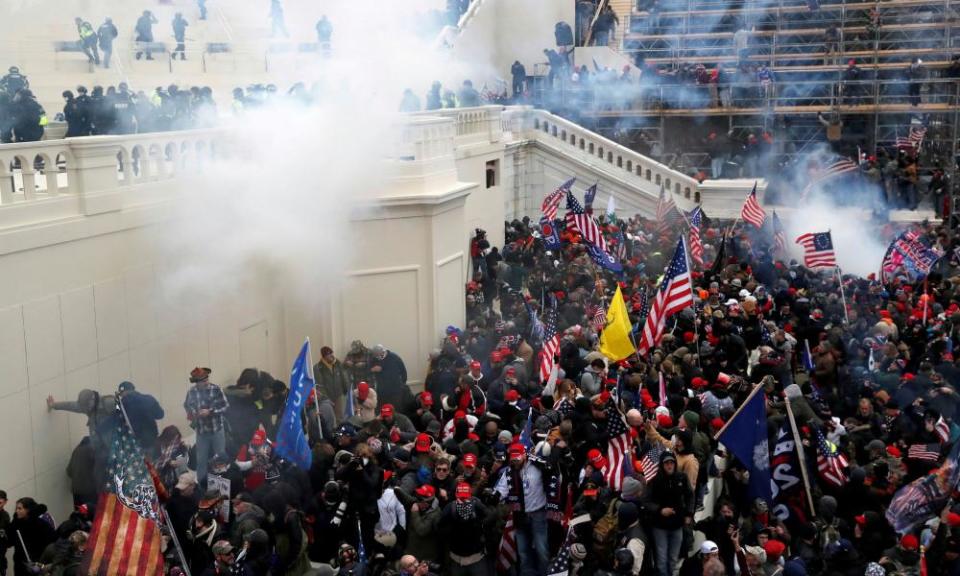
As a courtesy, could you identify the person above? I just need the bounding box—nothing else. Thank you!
[494,444,548,576]
[10,89,44,142]
[62,90,83,137]
[440,482,491,576]
[270,0,289,38]
[400,89,421,112]
[0,490,9,576]
[117,380,165,455]
[370,345,409,409]
[75,17,99,65]
[183,367,229,486]
[198,0,208,21]
[135,10,158,60]
[97,18,118,69]
[644,450,693,576]
[172,13,189,60]
[10,498,55,576]
[316,15,333,51]
[458,80,480,108]
[511,60,527,100]
[0,67,28,96]
[907,58,925,106]
[188,507,225,574]
[202,539,236,575]
[66,436,98,510]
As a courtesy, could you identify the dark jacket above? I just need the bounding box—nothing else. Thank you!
[120,390,165,450]
[439,497,490,557]
[372,351,409,408]
[11,509,56,576]
[644,456,693,530]
[314,360,350,401]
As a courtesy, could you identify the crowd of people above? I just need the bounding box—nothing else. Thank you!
[3,195,960,576]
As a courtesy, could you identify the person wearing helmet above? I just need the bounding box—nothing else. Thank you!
[97,17,117,68]
[172,12,189,60]
[11,89,45,142]
[134,10,158,60]
[62,90,83,137]
[75,17,100,65]
[0,66,28,96]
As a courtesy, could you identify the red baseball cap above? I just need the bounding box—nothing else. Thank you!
[490,351,503,362]
[901,534,919,551]
[251,429,266,447]
[420,391,434,406]
[505,367,517,378]
[587,448,607,468]
[455,482,472,500]
[380,404,394,419]
[470,361,481,371]
[415,433,432,453]
[415,484,436,499]
[505,389,520,402]
[454,410,467,421]
[358,381,370,401]
[462,453,478,468]
[508,443,525,460]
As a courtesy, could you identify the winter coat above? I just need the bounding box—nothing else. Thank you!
[406,501,443,560]
[644,460,693,531]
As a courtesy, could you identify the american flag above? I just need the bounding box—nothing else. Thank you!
[637,238,694,356]
[908,443,941,462]
[614,227,628,262]
[565,190,608,252]
[604,401,633,491]
[689,206,704,268]
[772,211,786,254]
[538,299,562,383]
[740,182,766,228]
[548,514,590,576]
[641,442,666,483]
[658,371,667,408]
[936,416,951,444]
[896,126,927,149]
[815,428,848,488]
[82,411,165,576]
[497,516,518,572]
[800,158,859,200]
[542,178,574,222]
[795,231,837,269]
[655,183,683,232]
[591,303,606,333]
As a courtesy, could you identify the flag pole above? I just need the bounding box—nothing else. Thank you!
[784,397,818,518]
[681,235,703,368]
[836,266,850,324]
[306,337,323,441]
[712,382,765,441]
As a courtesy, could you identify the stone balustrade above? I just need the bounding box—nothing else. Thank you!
[0,130,223,230]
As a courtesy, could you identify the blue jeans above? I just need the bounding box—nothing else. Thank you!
[195,429,225,487]
[710,157,724,178]
[653,527,683,576]
[514,509,549,576]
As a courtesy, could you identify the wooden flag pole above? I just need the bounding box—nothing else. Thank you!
[784,397,818,518]
[712,382,765,441]
[836,266,850,324]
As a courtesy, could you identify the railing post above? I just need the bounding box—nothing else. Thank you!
[69,139,125,215]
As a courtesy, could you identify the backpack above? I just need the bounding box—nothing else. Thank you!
[592,498,620,562]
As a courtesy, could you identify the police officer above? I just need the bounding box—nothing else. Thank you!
[135,10,158,60]
[88,86,107,135]
[113,83,136,134]
[97,18,118,69]
[75,17,100,65]
[74,86,93,136]
[0,66,28,96]
[62,90,83,137]
[12,89,45,142]
[172,13,189,60]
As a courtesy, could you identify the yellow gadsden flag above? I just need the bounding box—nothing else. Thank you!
[599,286,635,361]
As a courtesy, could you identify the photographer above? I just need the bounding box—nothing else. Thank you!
[335,443,382,553]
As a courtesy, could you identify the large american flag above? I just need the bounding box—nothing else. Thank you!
[800,158,859,200]
[656,183,683,232]
[896,126,927,150]
[796,231,837,269]
[908,443,941,463]
[740,182,766,228]
[772,211,786,254]
[815,428,848,488]
[497,516,518,572]
[538,300,562,383]
[542,178,575,222]
[604,401,633,491]
[689,206,704,267]
[637,238,694,356]
[82,411,165,576]
[936,416,951,443]
[641,442,666,483]
[565,190,608,252]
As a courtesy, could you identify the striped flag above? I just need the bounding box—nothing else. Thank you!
[565,190,608,252]
[641,442,666,483]
[908,444,941,462]
[800,158,858,200]
[795,231,837,269]
[538,299,562,383]
[896,126,927,149]
[689,207,704,267]
[815,428,848,488]
[936,416,951,444]
[497,517,518,572]
[604,401,633,491]
[772,211,786,254]
[637,238,694,356]
[590,303,606,333]
[658,371,667,407]
[740,182,766,228]
[542,178,574,222]
[82,413,165,575]
[656,183,683,232]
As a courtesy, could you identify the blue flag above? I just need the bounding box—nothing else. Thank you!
[519,408,534,449]
[275,340,315,469]
[540,216,562,251]
[584,184,598,213]
[887,440,960,533]
[586,243,623,273]
[718,388,772,503]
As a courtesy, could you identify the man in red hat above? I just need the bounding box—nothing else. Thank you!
[439,481,490,573]
[494,443,549,576]
[443,377,487,417]
[184,366,228,486]
[353,381,378,423]
[378,403,417,444]
[486,365,518,418]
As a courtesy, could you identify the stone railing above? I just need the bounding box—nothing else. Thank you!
[0,130,223,230]
[412,106,504,148]
[504,107,700,201]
